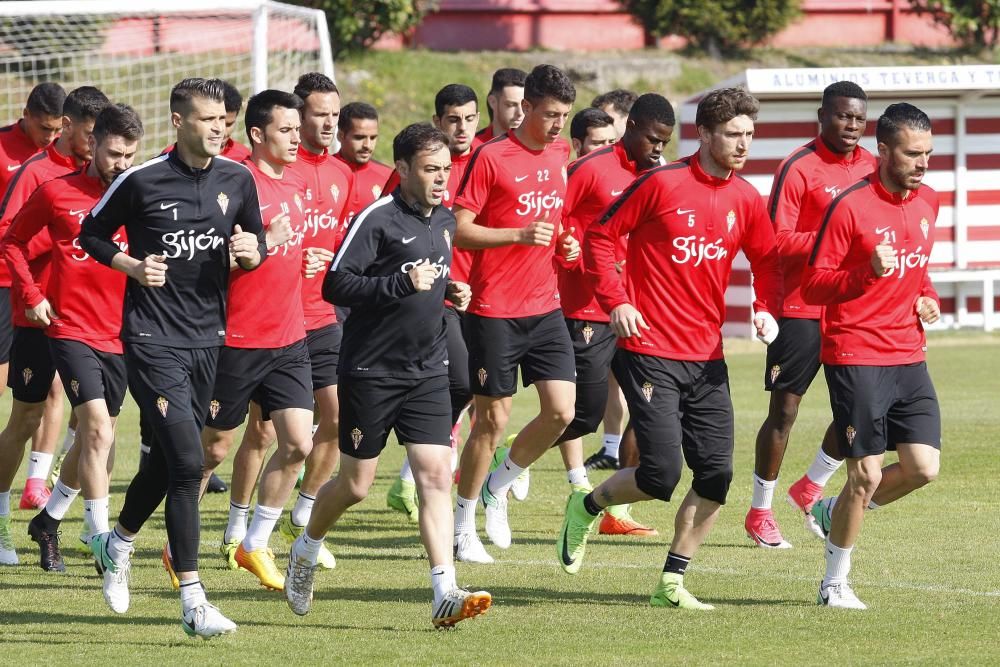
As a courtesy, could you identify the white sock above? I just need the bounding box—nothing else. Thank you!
[867,499,880,511]
[455,495,477,535]
[311,423,319,436]
[823,539,853,585]
[750,474,776,510]
[566,467,589,488]
[179,577,207,612]
[399,457,415,484]
[224,501,250,544]
[602,434,622,459]
[26,452,54,481]
[294,530,323,564]
[45,479,80,520]
[61,428,76,454]
[290,492,315,527]
[430,564,457,603]
[83,497,110,535]
[806,449,843,486]
[243,504,282,551]
[107,526,134,565]
[487,455,525,495]
[0,491,10,516]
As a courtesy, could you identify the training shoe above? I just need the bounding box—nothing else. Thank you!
[599,506,659,537]
[0,515,18,565]
[454,531,494,564]
[162,544,180,590]
[27,517,65,572]
[500,434,530,502]
[278,516,336,570]
[386,477,419,523]
[234,543,285,591]
[556,490,602,574]
[182,602,238,639]
[78,528,97,555]
[480,474,511,549]
[205,473,228,494]
[810,498,834,539]
[650,572,715,610]
[818,581,867,610]
[90,531,131,614]
[49,453,65,488]
[284,545,319,616]
[19,479,51,510]
[584,447,620,471]
[220,539,240,570]
[432,588,492,629]
[787,476,826,539]
[744,508,792,549]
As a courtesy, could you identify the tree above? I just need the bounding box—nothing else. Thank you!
[911,0,1000,49]
[619,0,800,55]
[289,0,436,58]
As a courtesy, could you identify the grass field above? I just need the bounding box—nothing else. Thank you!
[1,334,998,665]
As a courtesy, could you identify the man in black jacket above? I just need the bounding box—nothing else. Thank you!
[284,122,492,629]
[80,77,266,639]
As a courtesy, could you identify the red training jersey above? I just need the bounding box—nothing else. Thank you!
[285,146,353,330]
[224,160,307,349]
[585,152,783,361]
[0,120,42,194]
[801,171,939,366]
[560,142,638,322]
[333,152,392,225]
[454,131,571,318]
[3,169,126,353]
[472,125,495,150]
[769,137,876,319]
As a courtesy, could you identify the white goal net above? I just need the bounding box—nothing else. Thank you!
[0,0,334,154]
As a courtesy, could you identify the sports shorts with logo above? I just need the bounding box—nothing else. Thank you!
[125,343,220,430]
[612,349,734,505]
[763,317,822,396]
[49,338,127,416]
[306,323,341,391]
[8,326,55,403]
[0,287,12,363]
[466,309,576,397]
[560,318,616,441]
[824,362,941,459]
[206,339,314,430]
[338,374,451,460]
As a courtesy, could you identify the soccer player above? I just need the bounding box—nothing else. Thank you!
[592,89,638,138]
[196,89,317,593]
[284,122,491,629]
[555,94,675,538]
[568,107,617,159]
[473,67,526,146]
[0,86,109,520]
[334,102,392,223]
[451,64,580,563]
[382,83,480,521]
[0,83,65,192]
[745,81,877,549]
[559,87,782,610]
[2,105,143,571]
[802,103,941,610]
[219,80,252,162]
[80,78,266,638]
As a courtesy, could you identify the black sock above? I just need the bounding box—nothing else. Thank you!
[32,509,59,533]
[582,492,603,516]
[663,551,691,576]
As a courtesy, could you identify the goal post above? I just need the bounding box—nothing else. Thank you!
[0,0,334,155]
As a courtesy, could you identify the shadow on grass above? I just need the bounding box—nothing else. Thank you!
[3,609,177,627]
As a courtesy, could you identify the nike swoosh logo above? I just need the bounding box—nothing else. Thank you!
[560,524,574,567]
[676,208,695,215]
[259,204,271,211]
[875,226,891,234]
[160,202,179,210]
[660,592,680,607]
[611,189,623,196]
[7,164,20,171]
[69,209,87,216]
[749,529,784,548]
[402,236,416,244]
[514,175,529,183]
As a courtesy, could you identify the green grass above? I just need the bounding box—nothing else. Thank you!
[2,335,999,664]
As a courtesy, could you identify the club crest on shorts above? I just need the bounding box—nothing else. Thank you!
[920,217,929,239]
[582,324,594,344]
[21,368,32,385]
[350,427,363,449]
[641,381,653,402]
[372,184,382,200]
[726,210,736,233]
[217,192,229,215]
[478,367,488,387]
[846,425,856,446]
[156,396,169,418]
[209,399,221,420]
[70,379,80,397]
[443,228,451,250]
[769,364,781,384]
[330,184,340,202]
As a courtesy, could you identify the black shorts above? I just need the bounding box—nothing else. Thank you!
[339,374,451,459]
[125,344,220,430]
[560,319,617,441]
[763,317,822,396]
[306,323,341,390]
[206,340,314,430]
[49,338,127,417]
[0,287,12,363]
[466,310,576,397]
[444,306,472,420]
[7,326,56,403]
[613,349,734,504]
[824,362,941,459]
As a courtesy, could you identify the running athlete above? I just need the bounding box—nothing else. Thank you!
[568,107,617,158]
[334,102,392,224]
[592,89,638,138]
[473,68,526,147]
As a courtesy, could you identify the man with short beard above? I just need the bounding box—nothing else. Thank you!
[334,102,391,223]
[473,68,526,147]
